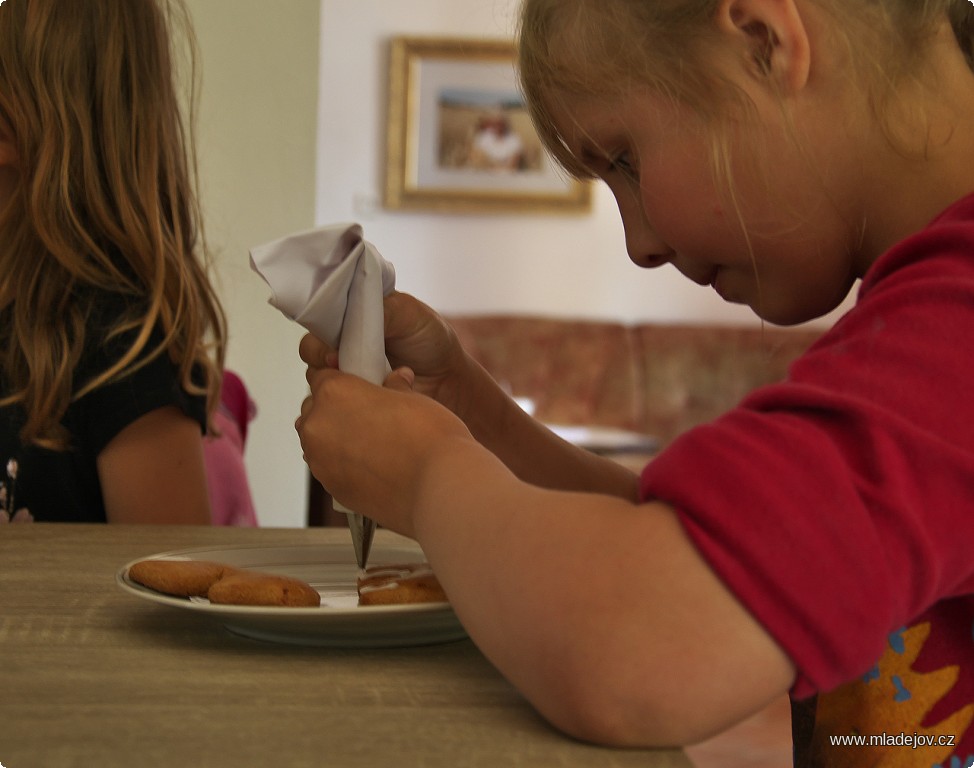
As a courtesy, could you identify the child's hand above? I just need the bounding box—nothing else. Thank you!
[299,291,471,411]
[295,363,473,538]
[298,333,339,371]
[382,292,466,401]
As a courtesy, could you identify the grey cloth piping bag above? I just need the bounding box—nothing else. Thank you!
[249,223,396,568]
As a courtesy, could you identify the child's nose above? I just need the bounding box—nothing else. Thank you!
[628,249,674,269]
[617,194,672,269]
[625,225,673,269]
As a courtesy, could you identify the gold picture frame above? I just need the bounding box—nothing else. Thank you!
[384,36,591,215]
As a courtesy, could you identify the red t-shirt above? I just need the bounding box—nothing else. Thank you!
[640,194,974,767]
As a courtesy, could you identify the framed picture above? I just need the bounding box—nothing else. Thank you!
[384,36,591,215]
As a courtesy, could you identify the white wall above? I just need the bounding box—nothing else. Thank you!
[188,0,320,529]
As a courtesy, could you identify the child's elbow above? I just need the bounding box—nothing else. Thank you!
[526,622,795,747]
[533,677,719,748]
[532,664,782,749]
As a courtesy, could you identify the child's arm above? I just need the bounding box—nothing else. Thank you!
[97,406,212,524]
[418,455,796,748]
[300,291,639,501]
[297,369,795,748]
[436,338,641,500]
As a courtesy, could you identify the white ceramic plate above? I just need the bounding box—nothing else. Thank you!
[116,544,467,648]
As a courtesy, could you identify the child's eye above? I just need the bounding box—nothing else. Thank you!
[609,152,638,181]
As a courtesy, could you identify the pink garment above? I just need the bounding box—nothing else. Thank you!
[203,370,259,526]
[639,193,974,764]
[219,369,255,444]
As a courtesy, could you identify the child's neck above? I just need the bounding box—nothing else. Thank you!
[856,25,974,267]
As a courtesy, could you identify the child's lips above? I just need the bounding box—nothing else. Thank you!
[710,269,747,304]
[683,265,717,287]
[710,268,733,301]
[706,268,722,292]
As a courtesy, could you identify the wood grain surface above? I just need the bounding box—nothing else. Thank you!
[0,524,691,768]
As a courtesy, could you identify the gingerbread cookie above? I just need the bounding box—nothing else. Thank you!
[357,563,447,606]
[127,559,321,607]
[207,570,321,607]
[128,559,237,597]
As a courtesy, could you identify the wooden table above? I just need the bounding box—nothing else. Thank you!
[0,524,691,768]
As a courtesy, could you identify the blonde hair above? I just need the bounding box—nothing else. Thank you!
[518,0,974,179]
[0,0,226,448]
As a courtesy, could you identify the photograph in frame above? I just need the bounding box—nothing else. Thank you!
[384,36,591,214]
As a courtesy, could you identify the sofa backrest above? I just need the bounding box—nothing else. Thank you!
[447,315,822,446]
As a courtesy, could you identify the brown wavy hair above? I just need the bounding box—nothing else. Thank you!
[0,0,226,448]
[518,0,974,179]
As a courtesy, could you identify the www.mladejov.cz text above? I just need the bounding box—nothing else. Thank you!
[830,732,960,751]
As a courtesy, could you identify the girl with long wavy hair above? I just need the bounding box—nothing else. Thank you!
[0,0,226,524]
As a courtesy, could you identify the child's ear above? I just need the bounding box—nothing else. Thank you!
[717,0,811,94]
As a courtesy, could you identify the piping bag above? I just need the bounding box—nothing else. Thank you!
[250,223,396,569]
